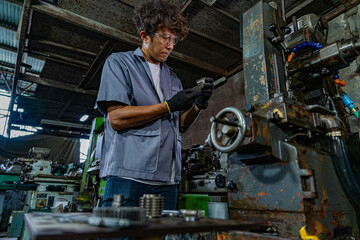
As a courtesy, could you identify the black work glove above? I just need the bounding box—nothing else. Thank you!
[165,89,201,113]
[195,77,214,109]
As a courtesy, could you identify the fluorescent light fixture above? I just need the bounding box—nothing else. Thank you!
[41,119,91,130]
[80,115,89,122]
[18,108,24,113]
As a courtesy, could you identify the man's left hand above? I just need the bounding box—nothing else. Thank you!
[195,77,214,109]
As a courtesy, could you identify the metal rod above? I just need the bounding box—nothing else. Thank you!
[7,0,31,137]
[281,0,286,22]
[292,16,298,32]
[37,40,98,56]
[210,116,239,127]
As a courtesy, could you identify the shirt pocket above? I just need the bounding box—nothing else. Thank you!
[120,129,161,173]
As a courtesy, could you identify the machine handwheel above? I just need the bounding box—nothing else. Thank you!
[210,107,246,153]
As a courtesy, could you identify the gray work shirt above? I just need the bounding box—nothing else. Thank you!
[95,47,183,182]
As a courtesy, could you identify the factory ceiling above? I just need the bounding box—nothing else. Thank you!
[0,0,357,138]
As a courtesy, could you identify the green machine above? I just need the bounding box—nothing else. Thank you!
[77,117,106,210]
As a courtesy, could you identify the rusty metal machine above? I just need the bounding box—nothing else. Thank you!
[209,1,360,239]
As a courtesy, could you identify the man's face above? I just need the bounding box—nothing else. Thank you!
[141,27,178,64]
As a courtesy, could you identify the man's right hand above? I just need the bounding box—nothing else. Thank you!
[165,89,201,113]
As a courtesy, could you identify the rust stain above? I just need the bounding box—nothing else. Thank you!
[280,189,284,192]
[330,212,343,226]
[296,192,300,197]
[319,187,329,220]
[322,187,329,205]
[261,99,273,109]
[259,75,265,85]
[243,18,261,38]
[216,232,229,240]
[253,95,258,102]
[312,220,327,237]
[258,191,266,196]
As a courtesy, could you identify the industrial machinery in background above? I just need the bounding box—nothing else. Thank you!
[180,143,228,196]
[207,1,360,239]
[1,147,81,239]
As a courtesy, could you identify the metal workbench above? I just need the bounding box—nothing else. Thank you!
[24,212,261,239]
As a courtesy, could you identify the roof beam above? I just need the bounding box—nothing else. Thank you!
[181,0,193,13]
[7,0,31,137]
[19,74,97,96]
[29,50,91,67]
[325,0,360,21]
[36,40,98,57]
[58,40,118,119]
[79,39,117,89]
[0,44,18,53]
[117,0,241,55]
[0,22,18,32]
[32,1,227,76]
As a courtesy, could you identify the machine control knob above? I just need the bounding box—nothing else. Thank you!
[245,104,255,113]
[284,48,292,55]
[198,180,205,186]
[215,174,226,188]
[269,24,277,35]
[226,181,237,191]
[283,27,291,35]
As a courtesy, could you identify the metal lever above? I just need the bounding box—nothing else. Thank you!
[210,117,240,127]
[269,23,291,55]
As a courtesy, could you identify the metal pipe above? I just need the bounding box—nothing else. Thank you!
[329,137,360,214]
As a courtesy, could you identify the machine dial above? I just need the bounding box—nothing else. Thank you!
[215,174,226,188]
[210,107,246,153]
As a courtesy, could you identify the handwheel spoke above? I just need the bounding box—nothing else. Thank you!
[222,136,231,146]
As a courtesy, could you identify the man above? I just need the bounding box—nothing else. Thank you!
[96,0,214,210]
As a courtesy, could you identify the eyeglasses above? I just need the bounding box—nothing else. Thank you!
[150,32,179,46]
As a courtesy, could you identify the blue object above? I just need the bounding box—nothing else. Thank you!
[343,93,355,110]
[312,42,318,48]
[317,44,323,50]
[296,44,302,50]
[291,47,298,53]
[301,42,307,47]
[333,74,340,79]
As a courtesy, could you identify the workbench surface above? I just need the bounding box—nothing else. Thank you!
[24,212,260,239]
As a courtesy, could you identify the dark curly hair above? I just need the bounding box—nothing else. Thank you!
[133,0,189,40]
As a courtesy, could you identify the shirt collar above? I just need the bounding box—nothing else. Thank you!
[134,47,144,57]
[133,47,171,70]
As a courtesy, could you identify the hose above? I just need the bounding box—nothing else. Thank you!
[329,136,360,213]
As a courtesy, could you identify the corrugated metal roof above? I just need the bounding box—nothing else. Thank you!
[26,56,45,73]
[0,27,18,48]
[0,0,44,93]
[18,79,37,92]
[0,0,22,28]
[0,48,16,66]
